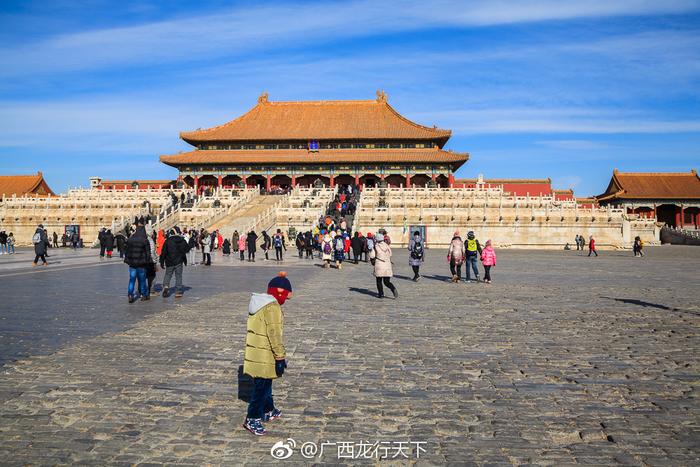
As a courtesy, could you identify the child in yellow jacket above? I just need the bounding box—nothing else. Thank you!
[243,272,292,436]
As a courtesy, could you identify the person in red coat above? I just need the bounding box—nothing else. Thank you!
[588,235,598,257]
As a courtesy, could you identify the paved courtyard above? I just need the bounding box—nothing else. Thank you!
[0,246,698,465]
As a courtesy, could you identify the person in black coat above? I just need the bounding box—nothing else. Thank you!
[32,226,48,265]
[104,229,115,258]
[98,228,107,257]
[351,232,363,264]
[246,231,258,262]
[304,231,314,259]
[160,227,190,298]
[115,232,127,258]
[125,225,152,302]
[222,238,231,256]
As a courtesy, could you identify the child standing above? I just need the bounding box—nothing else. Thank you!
[243,272,292,436]
[481,239,497,284]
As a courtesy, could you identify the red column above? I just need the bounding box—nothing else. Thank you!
[266,174,271,192]
[448,173,455,188]
[354,174,360,186]
[696,212,700,229]
[291,175,296,187]
[241,175,247,188]
[380,174,385,181]
[406,174,411,188]
[217,175,223,188]
[330,175,335,188]
[675,208,681,228]
[194,176,199,189]
[680,206,685,227]
[653,204,657,220]
[431,173,436,182]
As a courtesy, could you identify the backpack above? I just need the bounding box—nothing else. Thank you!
[32,232,42,244]
[323,242,332,254]
[411,240,424,259]
[273,235,282,248]
[335,237,344,250]
[367,238,375,251]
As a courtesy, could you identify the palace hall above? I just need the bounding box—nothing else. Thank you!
[160,91,468,191]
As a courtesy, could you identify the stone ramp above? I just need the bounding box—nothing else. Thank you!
[209,195,282,238]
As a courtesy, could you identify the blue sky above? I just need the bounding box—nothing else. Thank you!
[1,0,699,196]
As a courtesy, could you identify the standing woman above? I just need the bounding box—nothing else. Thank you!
[247,230,258,262]
[232,230,240,254]
[371,233,397,298]
[145,225,159,294]
[202,230,212,266]
[408,230,424,281]
[447,231,465,283]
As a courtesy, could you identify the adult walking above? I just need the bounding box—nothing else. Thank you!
[273,229,286,261]
[52,231,58,248]
[261,230,271,260]
[304,231,314,259]
[371,233,397,298]
[160,227,190,298]
[98,228,107,258]
[408,230,424,281]
[633,236,644,257]
[125,224,152,303]
[351,232,363,264]
[465,231,482,282]
[295,232,305,259]
[145,225,159,295]
[247,231,258,262]
[32,225,49,266]
[447,231,465,283]
[115,231,127,259]
[104,229,115,258]
[588,235,598,257]
[321,233,333,268]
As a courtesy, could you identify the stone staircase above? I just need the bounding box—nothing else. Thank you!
[209,195,283,238]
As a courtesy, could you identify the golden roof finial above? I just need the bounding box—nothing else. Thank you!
[258,91,269,104]
[376,89,387,103]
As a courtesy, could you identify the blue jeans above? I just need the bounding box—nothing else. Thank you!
[465,255,479,280]
[128,267,148,297]
[7,244,14,254]
[0,243,6,254]
[247,377,274,420]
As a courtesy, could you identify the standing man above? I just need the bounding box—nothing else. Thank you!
[160,227,190,299]
[0,230,7,255]
[574,234,580,251]
[243,272,292,436]
[104,229,115,258]
[465,230,482,282]
[273,229,286,261]
[98,228,107,258]
[52,231,58,248]
[124,223,152,303]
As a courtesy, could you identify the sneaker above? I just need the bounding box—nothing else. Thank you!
[175,292,183,298]
[141,296,150,301]
[392,288,398,299]
[162,288,170,298]
[263,408,281,422]
[377,294,385,299]
[243,418,266,436]
[128,295,136,304]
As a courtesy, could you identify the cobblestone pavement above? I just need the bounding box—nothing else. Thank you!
[0,246,698,465]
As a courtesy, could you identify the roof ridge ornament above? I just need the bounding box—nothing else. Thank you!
[258,91,269,104]
[376,89,387,103]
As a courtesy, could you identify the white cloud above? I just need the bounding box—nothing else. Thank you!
[1,0,698,77]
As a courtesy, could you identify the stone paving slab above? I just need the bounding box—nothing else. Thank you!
[0,246,698,465]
